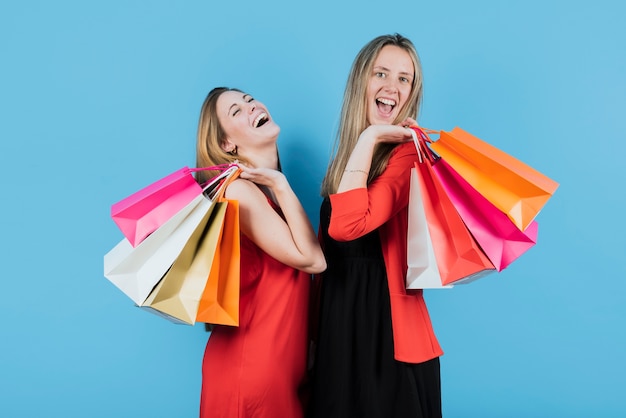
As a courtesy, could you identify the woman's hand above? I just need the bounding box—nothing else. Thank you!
[400,117,419,128]
[237,164,287,191]
[359,117,418,145]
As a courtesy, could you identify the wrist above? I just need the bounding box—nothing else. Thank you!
[344,169,369,176]
[271,174,291,194]
[357,129,378,147]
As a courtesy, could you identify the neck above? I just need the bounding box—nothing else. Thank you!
[240,144,279,170]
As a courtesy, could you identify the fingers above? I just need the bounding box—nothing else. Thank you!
[361,120,418,145]
[237,166,284,188]
[378,125,413,143]
[399,117,418,128]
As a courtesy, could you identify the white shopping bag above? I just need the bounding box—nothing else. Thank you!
[406,167,452,289]
[104,193,216,305]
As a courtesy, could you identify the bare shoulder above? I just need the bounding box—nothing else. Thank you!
[223,178,265,205]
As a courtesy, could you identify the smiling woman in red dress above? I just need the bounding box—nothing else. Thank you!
[194,87,326,418]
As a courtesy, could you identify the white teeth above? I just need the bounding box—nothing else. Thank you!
[377,98,396,106]
[253,112,268,128]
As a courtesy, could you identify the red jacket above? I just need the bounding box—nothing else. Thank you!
[328,142,443,363]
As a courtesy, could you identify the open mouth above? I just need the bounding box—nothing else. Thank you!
[376,97,396,114]
[253,112,269,128]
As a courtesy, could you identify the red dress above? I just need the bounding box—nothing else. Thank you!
[200,201,311,418]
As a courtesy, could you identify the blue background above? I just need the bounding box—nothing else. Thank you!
[1,1,624,417]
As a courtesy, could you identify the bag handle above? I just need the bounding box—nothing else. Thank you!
[213,166,242,201]
[202,164,242,200]
[408,126,438,164]
[418,127,439,136]
[189,163,234,173]
[197,163,238,188]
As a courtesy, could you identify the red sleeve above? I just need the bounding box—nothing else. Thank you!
[328,142,418,241]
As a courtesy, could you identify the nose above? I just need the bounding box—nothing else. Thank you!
[384,78,399,93]
[248,103,256,114]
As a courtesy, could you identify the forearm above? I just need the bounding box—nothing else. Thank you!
[329,142,416,241]
[273,183,326,273]
[337,132,376,193]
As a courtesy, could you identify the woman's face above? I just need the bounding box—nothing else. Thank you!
[216,90,280,153]
[365,45,415,125]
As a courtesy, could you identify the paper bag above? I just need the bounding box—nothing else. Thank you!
[141,201,228,324]
[429,127,559,231]
[406,167,449,289]
[111,165,234,247]
[104,194,215,305]
[411,130,495,286]
[432,158,539,271]
[196,199,240,326]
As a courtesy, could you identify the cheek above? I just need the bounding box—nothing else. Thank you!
[226,119,246,138]
[399,86,413,106]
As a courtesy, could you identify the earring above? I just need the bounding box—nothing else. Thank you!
[228,146,238,156]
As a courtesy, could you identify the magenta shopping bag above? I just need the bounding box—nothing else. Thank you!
[431,158,538,271]
[111,165,232,247]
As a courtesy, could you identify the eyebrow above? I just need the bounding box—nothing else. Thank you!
[373,66,414,78]
[228,94,252,114]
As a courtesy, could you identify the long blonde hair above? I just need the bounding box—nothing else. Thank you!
[195,87,252,183]
[321,34,423,197]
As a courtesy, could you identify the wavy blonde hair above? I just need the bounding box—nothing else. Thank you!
[321,34,423,197]
[195,87,252,184]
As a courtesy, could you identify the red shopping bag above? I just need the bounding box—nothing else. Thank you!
[410,129,495,286]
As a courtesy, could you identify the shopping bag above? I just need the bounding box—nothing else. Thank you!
[141,201,229,325]
[103,166,241,305]
[111,164,232,247]
[406,167,450,289]
[410,129,495,286]
[196,199,240,326]
[104,193,215,305]
[429,127,559,231]
[431,158,539,271]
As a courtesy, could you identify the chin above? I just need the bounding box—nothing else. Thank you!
[370,116,396,125]
[368,109,398,125]
[263,124,280,139]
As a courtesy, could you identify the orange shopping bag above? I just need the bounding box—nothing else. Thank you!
[196,199,240,326]
[429,127,559,231]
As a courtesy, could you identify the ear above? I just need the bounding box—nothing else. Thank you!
[221,138,236,153]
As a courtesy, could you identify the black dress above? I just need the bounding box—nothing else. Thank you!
[308,198,441,418]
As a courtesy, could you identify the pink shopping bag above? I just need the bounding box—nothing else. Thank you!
[111,165,232,247]
[431,158,538,271]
